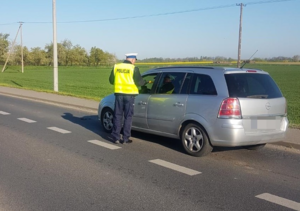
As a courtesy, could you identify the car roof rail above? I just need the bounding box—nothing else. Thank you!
[154,66,216,70]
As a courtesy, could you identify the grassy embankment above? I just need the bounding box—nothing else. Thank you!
[0,63,299,127]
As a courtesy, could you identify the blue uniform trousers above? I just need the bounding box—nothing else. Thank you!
[111,94,135,142]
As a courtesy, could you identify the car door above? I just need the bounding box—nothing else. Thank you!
[132,73,158,130]
[147,72,189,135]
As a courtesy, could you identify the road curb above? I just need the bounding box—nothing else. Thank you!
[271,141,300,150]
[0,91,98,113]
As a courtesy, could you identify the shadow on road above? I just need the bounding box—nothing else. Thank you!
[61,112,114,143]
[61,112,187,154]
[62,112,245,156]
[131,130,187,154]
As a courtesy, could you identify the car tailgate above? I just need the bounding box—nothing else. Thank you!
[240,97,287,133]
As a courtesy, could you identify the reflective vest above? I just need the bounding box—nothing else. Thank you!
[113,63,139,94]
[166,88,174,94]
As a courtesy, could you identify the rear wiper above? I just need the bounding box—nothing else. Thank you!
[247,95,268,99]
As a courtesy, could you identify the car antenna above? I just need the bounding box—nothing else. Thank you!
[240,50,258,68]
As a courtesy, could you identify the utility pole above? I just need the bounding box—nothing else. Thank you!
[237,3,245,68]
[1,23,22,73]
[53,0,58,92]
[20,22,24,73]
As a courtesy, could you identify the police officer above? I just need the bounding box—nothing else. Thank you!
[109,53,146,144]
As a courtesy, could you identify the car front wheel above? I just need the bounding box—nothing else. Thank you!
[101,107,114,133]
[181,123,213,157]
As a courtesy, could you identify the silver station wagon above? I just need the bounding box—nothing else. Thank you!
[98,66,288,157]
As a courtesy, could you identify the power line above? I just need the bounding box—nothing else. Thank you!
[0,0,296,25]
[246,0,294,5]
[21,4,237,24]
[0,22,18,26]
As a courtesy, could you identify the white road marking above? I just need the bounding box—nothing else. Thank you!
[149,159,201,176]
[17,118,36,123]
[0,111,10,115]
[88,140,121,150]
[47,127,71,134]
[256,193,300,211]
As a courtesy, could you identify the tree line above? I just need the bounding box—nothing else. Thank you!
[139,55,300,63]
[1,33,299,66]
[0,33,117,66]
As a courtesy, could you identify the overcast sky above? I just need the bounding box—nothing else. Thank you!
[1,0,299,60]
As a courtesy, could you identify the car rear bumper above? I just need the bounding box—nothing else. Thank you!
[209,117,289,147]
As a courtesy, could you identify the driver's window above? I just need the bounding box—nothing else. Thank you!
[138,74,158,94]
[156,72,186,94]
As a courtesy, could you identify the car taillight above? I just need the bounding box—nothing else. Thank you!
[246,70,257,73]
[218,98,241,119]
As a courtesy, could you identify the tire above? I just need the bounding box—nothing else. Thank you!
[244,144,266,150]
[181,123,213,157]
[101,107,114,133]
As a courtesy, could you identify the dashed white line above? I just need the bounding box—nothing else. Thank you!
[256,193,300,211]
[47,127,71,134]
[149,159,201,176]
[88,140,121,150]
[17,118,36,123]
[0,111,10,115]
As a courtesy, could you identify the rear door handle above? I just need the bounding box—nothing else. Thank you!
[139,101,147,105]
[174,102,184,107]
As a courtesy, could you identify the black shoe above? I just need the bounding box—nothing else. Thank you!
[113,140,120,144]
[121,139,133,144]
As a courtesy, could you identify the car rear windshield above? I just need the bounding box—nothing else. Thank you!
[225,73,283,99]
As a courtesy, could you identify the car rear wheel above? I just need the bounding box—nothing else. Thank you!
[181,123,213,157]
[101,107,114,133]
[244,143,266,150]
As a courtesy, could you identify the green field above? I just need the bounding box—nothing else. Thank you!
[0,64,299,128]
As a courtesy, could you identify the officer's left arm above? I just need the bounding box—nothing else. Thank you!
[133,67,146,86]
[109,68,115,85]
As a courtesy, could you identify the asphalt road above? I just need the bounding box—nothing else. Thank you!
[0,95,300,211]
